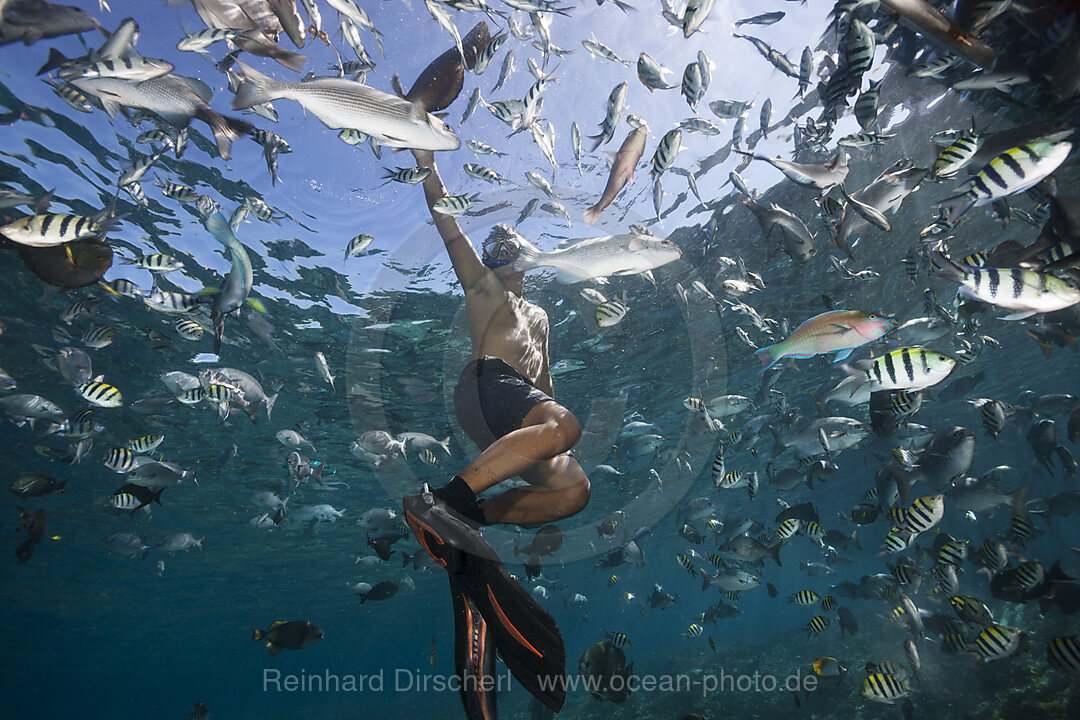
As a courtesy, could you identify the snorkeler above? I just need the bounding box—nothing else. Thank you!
[403,148,590,718]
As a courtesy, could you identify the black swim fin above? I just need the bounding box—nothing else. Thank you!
[404,487,567,714]
[450,575,498,720]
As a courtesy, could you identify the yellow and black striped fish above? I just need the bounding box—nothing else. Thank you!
[938,140,1073,221]
[177,387,207,405]
[595,300,629,327]
[174,318,204,341]
[432,193,479,216]
[104,446,135,473]
[0,211,115,247]
[802,521,825,543]
[710,446,725,483]
[904,494,944,535]
[971,624,1024,661]
[685,623,703,638]
[100,278,142,298]
[978,399,1007,438]
[820,595,837,613]
[891,564,921,587]
[680,524,704,544]
[1007,512,1040,546]
[82,326,116,349]
[204,384,233,403]
[76,381,123,408]
[882,527,911,553]
[708,553,726,569]
[605,631,631,648]
[676,553,696,577]
[154,177,199,203]
[717,469,745,489]
[144,291,203,314]
[607,574,619,586]
[1047,636,1080,673]
[961,251,988,267]
[127,434,164,454]
[724,591,740,602]
[950,595,994,625]
[776,518,800,541]
[861,673,909,703]
[127,253,184,272]
[938,539,968,566]
[933,130,980,178]
[789,589,820,605]
[806,615,830,636]
[1015,560,1044,590]
[864,347,956,393]
[886,507,907,526]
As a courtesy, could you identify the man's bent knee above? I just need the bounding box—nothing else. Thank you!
[551,411,581,452]
[563,475,591,516]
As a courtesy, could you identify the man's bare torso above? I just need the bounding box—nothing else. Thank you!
[465,276,552,395]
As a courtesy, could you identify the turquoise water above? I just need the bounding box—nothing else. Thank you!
[2,1,1080,718]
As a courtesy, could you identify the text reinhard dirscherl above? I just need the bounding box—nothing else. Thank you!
[262,668,819,698]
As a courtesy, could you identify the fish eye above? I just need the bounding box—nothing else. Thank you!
[868,314,877,319]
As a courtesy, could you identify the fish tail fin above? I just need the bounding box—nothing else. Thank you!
[32,188,54,213]
[935,193,976,224]
[929,251,966,282]
[153,488,165,506]
[769,542,783,567]
[1011,483,1032,515]
[198,108,253,161]
[265,393,278,422]
[511,233,542,272]
[754,342,784,371]
[232,61,284,111]
[36,47,71,75]
[583,204,602,225]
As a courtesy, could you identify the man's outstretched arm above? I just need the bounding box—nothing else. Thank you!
[412,149,487,291]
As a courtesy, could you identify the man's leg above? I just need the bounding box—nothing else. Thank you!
[479,453,591,525]
[458,400,582,495]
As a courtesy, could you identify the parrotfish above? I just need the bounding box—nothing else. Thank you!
[755,310,896,371]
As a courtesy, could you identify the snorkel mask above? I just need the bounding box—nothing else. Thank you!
[481,224,521,269]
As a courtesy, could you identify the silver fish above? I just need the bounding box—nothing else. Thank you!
[231,62,459,151]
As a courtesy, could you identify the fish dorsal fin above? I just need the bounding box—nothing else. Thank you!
[176,75,213,103]
[390,74,405,98]
[269,620,286,629]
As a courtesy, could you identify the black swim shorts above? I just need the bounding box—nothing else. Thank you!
[454,356,553,447]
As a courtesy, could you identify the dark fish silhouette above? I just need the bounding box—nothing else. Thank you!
[402,22,490,113]
[12,238,113,288]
